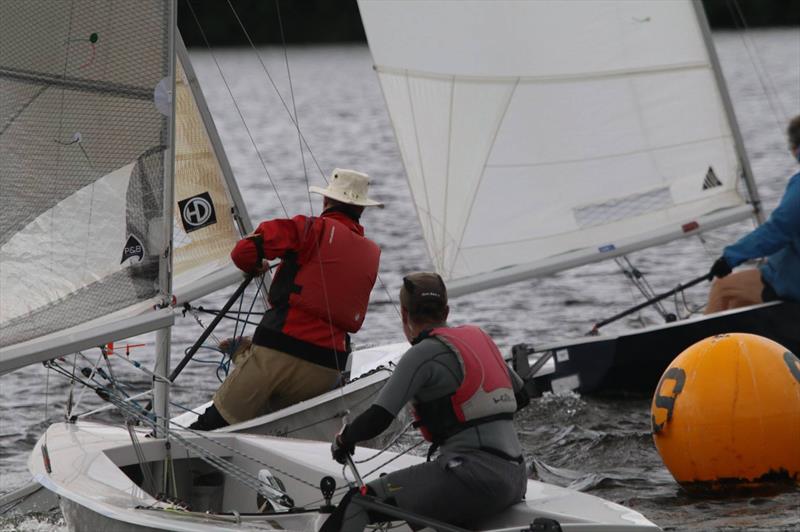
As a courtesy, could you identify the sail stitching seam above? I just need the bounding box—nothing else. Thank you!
[406,70,443,272]
[483,134,732,170]
[373,61,711,84]
[441,77,455,271]
[447,78,519,280]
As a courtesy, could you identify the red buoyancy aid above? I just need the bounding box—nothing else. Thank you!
[413,325,517,443]
[289,217,380,333]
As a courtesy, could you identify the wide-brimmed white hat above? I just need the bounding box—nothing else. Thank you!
[309,168,384,208]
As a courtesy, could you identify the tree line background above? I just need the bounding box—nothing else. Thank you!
[178,0,800,47]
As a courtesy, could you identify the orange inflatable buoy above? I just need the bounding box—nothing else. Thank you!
[651,333,800,495]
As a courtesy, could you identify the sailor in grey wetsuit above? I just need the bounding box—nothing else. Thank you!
[327,272,530,531]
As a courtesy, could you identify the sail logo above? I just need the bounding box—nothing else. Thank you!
[121,235,145,264]
[178,192,217,233]
[703,167,722,190]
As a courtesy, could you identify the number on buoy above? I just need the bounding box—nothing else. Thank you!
[651,367,685,434]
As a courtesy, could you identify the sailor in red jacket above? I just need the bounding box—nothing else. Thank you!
[191,169,383,430]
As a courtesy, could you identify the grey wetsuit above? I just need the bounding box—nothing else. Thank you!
[338,332,528,531]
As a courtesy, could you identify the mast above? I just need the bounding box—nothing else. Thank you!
[153,0,178,437]
[691,0,764,224]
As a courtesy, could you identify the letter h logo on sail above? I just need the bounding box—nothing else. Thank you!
[178,191,217,233]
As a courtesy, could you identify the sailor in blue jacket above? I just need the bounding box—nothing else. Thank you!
[706,114,800,313]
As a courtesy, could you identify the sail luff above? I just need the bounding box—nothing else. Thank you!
[169,38,257,303]
[175,36,253,235]
[153,0,177,433]
[160,5,177,305]
[690,0,763,224]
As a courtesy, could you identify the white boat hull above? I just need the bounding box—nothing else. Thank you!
[30,421,660,531]
[2,344,406,518]
[171,343,409,447]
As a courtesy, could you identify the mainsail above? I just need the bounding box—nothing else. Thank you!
[358,0,760,296]
[0,3,249,374]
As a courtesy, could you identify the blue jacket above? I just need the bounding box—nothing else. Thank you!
[723,170,800,302]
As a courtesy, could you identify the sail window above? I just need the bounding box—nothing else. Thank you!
[573,187,673,229]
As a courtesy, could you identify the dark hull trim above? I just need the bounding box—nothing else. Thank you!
[525,301,800,398]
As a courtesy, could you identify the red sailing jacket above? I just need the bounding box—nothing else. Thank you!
[413,325,517,443]
[231,210,380,370]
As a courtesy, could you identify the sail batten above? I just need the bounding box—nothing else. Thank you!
[0,66,154,100]
[359,0,754,292]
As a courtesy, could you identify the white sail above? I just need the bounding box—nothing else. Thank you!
[172,40,252,305]
[0,0,257,374]
[358,0,757,296]
[0,1,174,373]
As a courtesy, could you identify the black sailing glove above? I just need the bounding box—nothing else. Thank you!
[709,256,732,279]
[331,428,355,465]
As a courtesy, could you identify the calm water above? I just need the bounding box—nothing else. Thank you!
[2,29,799,531]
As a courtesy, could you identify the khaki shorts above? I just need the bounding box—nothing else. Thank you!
[213,343,340,425]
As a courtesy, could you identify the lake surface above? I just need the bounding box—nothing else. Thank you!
[1,29,799,531]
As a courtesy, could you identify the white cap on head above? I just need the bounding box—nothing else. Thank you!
[309,168,384,208]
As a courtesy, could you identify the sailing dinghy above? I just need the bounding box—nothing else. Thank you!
[357,0,800,397]
[0,0,400,514]
[30,420,660,532]
[2,1,662,529]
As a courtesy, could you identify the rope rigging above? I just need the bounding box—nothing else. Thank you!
[604,3,791,328]
[726,0,789,131]
[614,256,676,324]
[43,346,420,515]
[185,0,402,323]
[45,358,300,500]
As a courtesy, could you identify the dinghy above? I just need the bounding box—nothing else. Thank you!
[2,0,663,528]
[0,0,403,518]
[30,420,660,531]
[515,300,800,396]
[0,0,417,432]
[356,0,800,397]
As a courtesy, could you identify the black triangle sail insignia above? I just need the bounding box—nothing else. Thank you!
[703,166,722,190]
[121,235,145,264]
